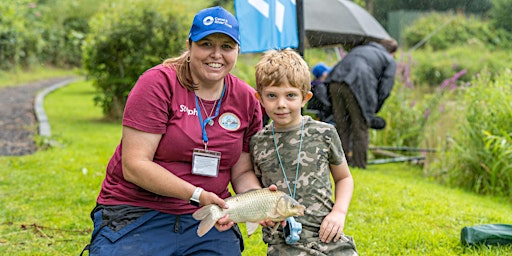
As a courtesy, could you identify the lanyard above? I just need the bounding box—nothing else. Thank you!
[272,117,304,199]
[194,84,226,146]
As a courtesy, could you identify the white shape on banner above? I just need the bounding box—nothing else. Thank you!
[248,0,291,32]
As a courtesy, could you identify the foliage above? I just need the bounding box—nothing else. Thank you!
[372,0,492,28]
[0,1,102,70]
[82,0,187,120]
[430,69,512,197]
[402,12,512,51]
[0,1,45,69]
[37,0,103,67]
[407,46,512,86]
[489,0,512,33]
[0,67,77,88]
[369,52,464,151]
[1,80,511,255]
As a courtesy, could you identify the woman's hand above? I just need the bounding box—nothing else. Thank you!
[199,190,233,232]
[199,190,228,209]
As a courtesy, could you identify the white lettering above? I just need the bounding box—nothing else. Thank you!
[180,105,198,116]
[215,17,232,28]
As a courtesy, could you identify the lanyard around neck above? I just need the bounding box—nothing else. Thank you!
[194,84,226,145]
[271,117,304,199]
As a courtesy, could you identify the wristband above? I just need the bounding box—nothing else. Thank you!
[189,187,203,207]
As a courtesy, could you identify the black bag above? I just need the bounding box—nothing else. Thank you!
[461,224,512,246]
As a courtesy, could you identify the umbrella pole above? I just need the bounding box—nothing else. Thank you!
[296,0,305,57]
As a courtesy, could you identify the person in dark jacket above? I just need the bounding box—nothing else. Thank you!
[307,63,333,123]
[326,38,398,169]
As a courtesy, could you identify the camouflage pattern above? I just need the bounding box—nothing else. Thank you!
[267,234,357,256]
[250,115,358,255]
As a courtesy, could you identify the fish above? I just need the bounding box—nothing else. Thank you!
[192,188,306,237]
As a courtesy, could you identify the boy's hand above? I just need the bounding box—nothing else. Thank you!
[215,214,234,232]
[319,211,345,243]
[259,184,286,227]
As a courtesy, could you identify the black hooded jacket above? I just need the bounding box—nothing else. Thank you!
[325,42,396,123]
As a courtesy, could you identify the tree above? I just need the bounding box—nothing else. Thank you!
[373,0,492,27]
[82,0,187,120]
[490,0,512,33]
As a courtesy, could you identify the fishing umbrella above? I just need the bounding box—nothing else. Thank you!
[303,0,391,48]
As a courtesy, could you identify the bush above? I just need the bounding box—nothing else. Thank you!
[430,69,512,197]
[402,12,512,51]
[0,1,45,70]
[37,0,102,68]
[408,46,512,86]
[82,0,187,120]
[0,1,98,70]
[369,52,463,150]
[490,0,512,33]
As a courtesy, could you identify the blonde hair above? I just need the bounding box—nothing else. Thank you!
[162,44,196,91]
[255,48,311,98]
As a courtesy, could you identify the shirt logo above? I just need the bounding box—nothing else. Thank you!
[219,113,240,131]
[180,104,198,116]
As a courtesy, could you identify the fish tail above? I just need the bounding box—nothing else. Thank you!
[192,205,220,237]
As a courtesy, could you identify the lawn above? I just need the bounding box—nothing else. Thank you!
[0,80,511,255]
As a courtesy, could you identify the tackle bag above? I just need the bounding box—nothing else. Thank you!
[461,224,512,246]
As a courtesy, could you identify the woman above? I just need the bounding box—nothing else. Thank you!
[84,6,263,256]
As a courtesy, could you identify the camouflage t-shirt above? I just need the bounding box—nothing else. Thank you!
[250,115,346,245]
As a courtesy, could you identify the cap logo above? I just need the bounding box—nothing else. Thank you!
[202,16,233,29]
[203,16,214,26]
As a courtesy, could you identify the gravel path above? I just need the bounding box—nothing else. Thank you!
[0,77,76,156]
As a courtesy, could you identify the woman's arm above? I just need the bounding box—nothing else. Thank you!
[121,126,226,207]
[230,152,262,194]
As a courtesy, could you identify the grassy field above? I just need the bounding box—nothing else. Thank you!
[1,79,511,255]
[0,66,79,88]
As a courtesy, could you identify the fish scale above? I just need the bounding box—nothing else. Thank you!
[192,188,305,237]
[226,189,288,222]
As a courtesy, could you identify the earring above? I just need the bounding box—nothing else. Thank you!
[186,56,191,63]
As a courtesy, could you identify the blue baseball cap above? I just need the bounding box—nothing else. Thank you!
[312,63,331,79]
[189,6,240,45]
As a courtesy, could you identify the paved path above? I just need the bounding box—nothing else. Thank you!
[0,76,77,156]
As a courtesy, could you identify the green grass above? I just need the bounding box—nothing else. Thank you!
[1,80,511,255]
[0,66,79,88]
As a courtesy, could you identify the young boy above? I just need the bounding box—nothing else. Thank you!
[250,48,358,255]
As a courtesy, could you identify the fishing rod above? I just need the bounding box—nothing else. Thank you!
[369,146,437,153]
[367,156,426,165]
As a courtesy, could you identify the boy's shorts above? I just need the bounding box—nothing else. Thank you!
[267,235,358,256]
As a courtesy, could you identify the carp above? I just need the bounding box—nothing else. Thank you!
[192,188,305,237]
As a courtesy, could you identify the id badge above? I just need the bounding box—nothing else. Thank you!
[192,148,221,177]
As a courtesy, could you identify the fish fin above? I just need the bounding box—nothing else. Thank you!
[192,205,213,220]
[246,222,259,237]
[192,205,219,237]
[270,222,281,234]
[271,196,286,218]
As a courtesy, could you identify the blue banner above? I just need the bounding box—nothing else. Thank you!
[235,0,298,53]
